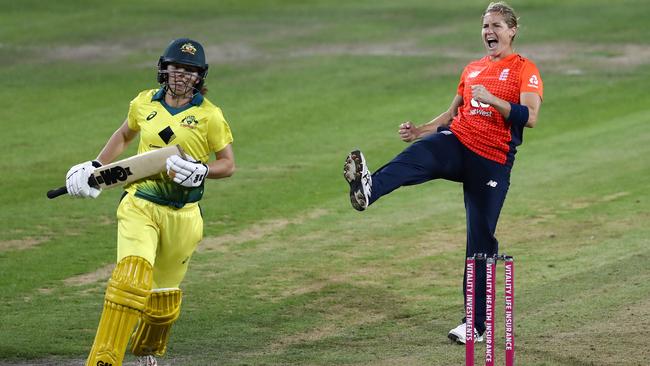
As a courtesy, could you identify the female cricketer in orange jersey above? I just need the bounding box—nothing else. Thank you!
[64,38,234,366]
[343,2,542,344]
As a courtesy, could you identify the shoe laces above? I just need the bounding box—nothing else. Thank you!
[361,171,372,196]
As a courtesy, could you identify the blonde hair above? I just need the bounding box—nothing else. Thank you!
[483,2,519,40]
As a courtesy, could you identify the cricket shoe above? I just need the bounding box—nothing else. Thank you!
[447,322,484,344]
[343,150,372,211]
[136,355,158,366]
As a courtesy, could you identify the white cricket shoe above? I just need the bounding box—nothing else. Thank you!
[448,322,484,344]
[343,150,372,211]
[136,355,158,366]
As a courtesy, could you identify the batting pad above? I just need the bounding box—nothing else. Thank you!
[86,256,153,366]
[130,287,182,356]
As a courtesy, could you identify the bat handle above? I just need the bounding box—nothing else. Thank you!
[177,145,188,159]
[47,186,68,199]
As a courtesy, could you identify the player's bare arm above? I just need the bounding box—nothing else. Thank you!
[96,119,139,164]
[56,119,139,199]
[471,86,542,128]
[207,144,235,179]
[399,94,463,142]
[520,92,542,127]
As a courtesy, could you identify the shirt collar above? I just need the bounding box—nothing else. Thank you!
[151,88,204,106]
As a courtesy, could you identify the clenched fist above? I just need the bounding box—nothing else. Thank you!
[398,121,419,142]
[66,160,102,198]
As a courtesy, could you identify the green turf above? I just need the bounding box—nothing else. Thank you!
[1,1,649,365]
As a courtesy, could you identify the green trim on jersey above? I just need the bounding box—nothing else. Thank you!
[125,89,234,209]
[134,177,204,209]
[152,88,205,116]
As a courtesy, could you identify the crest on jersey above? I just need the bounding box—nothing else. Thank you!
[180,43,197,55]
[499,68,510,81]
[181,115,199,129]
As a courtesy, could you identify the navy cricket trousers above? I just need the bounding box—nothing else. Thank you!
[368,130,511,333]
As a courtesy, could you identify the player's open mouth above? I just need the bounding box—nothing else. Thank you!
[486,37,498,49]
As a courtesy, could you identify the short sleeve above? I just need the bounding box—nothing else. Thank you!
[456,66,469,96]
[127,98,141,131]
[520,61,543,99]
[207,108,234,153]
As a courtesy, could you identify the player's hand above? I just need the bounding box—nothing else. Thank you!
[65,160,102,199]
[471,84,497,105]
[398,121,419,142]
[166,154,209,187]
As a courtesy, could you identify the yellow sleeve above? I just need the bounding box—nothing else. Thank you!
[207,108,234,153]
[127,96,141,131]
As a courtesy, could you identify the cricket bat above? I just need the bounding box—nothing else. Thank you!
[47,145,186,199]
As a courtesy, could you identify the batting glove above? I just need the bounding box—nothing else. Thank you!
[65,160,102,198]
[166,154,209,188]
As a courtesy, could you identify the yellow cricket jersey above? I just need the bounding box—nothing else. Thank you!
[124,88,233,208]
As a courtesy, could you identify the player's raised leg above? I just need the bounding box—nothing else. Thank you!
[130,288,182,358]
[343,131,464,211]
[86,256,153,366]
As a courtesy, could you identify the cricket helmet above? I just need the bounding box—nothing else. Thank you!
[157,38,209,93]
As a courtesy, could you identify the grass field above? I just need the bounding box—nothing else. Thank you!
[1,0,649,365]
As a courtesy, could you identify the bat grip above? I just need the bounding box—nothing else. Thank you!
[46,176,99,199]
[47,186,68,199]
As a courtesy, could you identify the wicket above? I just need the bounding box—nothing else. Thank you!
[465,254,515,366]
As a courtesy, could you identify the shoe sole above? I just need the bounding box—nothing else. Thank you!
[447,332,483,345]
[448,332,464,345]
[344,150,366,211]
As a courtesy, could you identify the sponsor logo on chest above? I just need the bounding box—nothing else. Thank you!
[469,98,492,117]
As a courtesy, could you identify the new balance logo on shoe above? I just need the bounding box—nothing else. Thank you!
[486,180,498,188]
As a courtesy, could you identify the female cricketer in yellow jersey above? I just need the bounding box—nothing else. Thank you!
[64,38,235,366]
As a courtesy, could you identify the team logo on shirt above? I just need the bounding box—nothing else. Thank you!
[528,75,539,88]
[499,69,510,81]
[181,115,199,129]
